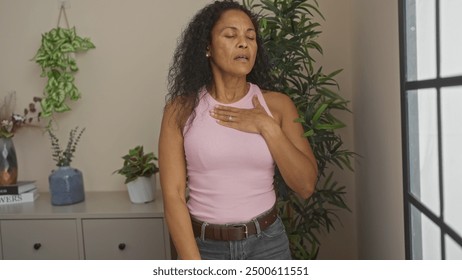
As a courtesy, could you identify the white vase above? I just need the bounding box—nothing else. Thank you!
[126,176,155,203]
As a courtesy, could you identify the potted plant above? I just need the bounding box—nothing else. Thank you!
[113,145,159,204]
[243,0,356,259]
[33,26,95,126]
[47,126,86,205]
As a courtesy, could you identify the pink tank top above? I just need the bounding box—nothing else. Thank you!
[184,83,276,224]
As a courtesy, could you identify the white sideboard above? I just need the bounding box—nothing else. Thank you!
[0,191,170,260]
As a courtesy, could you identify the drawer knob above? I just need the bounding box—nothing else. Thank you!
[118,243,126,250]
[33,243,42,250]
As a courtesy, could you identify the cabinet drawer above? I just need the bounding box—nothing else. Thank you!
[82,218,166,259]
[0,219,80,260]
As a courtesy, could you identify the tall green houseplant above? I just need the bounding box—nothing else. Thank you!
[243,0,355,259]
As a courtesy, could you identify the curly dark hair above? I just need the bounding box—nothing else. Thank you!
[166,0,274,128]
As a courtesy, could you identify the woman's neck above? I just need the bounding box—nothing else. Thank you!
[209,77,249,104]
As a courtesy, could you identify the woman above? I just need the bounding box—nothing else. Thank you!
[159,0,317,260]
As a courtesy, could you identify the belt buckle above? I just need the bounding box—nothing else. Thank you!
[234,223,248,239]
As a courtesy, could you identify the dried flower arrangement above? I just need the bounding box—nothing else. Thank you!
[0,91,42,138]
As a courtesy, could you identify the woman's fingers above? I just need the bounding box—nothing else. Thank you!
[210,107,238,122]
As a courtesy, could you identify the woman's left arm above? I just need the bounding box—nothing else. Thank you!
[210,92,318,199]
[261,92,317,199]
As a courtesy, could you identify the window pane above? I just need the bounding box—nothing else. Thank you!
[445,235,462,260]
[440,0,462,77]
[406,0,436,81]
[441,86,462,235]
[411,204,441,259]
[407,89,440,215]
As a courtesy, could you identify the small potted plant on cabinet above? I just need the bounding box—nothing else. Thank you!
[47,126,86,205]
[113,145,159,204]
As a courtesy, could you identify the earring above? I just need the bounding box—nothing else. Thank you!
[206,53,210,58]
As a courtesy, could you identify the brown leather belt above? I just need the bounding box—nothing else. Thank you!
[191,206,278,241]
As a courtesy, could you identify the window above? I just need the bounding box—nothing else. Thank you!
[399,0,462,259]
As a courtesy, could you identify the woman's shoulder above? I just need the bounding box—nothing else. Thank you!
[260,89,297,123]
[162,96,192,130]
[261,90,295,108]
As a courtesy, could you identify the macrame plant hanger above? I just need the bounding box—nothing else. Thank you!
[57,3,70,29]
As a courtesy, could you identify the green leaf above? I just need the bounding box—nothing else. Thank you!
[54,102,71,113]
[57,27,66,39]
[312,103,328,122]
[303,129,314,137]
[60,43,75,53]
[81,39,96,49]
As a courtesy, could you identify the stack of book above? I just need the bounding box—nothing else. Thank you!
[0,181,40,205]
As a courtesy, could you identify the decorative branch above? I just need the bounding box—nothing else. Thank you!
[48,126,85,167]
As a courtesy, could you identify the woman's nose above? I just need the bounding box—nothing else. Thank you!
[238,37,248,48]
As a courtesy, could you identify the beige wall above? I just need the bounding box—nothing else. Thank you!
[0,0,405,259]
[351,0,405,259]
[314,0,358,259]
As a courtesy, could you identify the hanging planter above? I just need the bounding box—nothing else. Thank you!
[32,4,95,125]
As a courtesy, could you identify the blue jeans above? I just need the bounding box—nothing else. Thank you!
[195,216,292,260]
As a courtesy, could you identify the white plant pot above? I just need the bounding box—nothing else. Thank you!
[126,176,156,204]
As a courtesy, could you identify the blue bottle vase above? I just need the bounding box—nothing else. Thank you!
[49,166,85,206]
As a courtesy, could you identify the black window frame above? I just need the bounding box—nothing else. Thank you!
[399,0,462,260]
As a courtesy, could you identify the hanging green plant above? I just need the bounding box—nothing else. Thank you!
[33,26,95,120]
